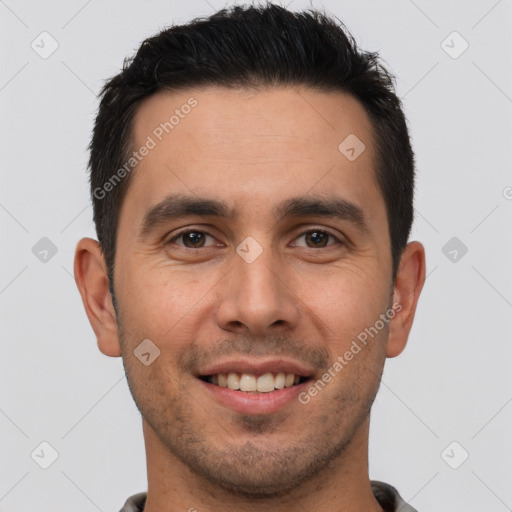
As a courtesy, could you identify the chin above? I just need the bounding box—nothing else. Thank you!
[176,437,346,500]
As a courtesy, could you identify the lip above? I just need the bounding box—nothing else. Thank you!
[199,378,311,415]
[196,357,316,378]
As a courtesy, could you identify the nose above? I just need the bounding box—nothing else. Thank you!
[214,247,301,337]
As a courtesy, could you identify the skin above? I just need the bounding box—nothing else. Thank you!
[74,86,425,512]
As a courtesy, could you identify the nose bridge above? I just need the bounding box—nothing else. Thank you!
[237,246,281,300]
[215,238,300,335]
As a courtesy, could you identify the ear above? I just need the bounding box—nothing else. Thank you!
[74,237,122,357]
[386,241,426,358]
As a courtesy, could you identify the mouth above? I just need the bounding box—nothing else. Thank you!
[195,359,315,414]
[198,372,310,393]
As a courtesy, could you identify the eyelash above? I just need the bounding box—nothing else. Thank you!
[167,227,342,249]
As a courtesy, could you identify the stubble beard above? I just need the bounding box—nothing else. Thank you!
[115,305,386,499]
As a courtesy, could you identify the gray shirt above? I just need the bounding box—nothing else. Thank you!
[119,481,418,511]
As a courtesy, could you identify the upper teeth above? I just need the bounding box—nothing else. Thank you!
[209,372,301,392]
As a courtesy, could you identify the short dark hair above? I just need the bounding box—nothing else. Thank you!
[89,2,415,289]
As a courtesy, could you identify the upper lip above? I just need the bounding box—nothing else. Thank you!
[196,358,315,378]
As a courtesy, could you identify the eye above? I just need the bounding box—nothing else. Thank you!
[167,230,219,248]
[292,229,340,248]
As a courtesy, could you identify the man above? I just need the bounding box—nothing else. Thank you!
[74,3,425,511]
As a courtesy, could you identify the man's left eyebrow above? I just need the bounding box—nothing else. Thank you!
[139,194,235,236]
[271,195,369,231]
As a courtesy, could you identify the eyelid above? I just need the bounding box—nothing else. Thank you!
[167,227,221,247]
[290,225,343,247]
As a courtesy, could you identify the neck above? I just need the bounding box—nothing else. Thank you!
[141,416,383,512]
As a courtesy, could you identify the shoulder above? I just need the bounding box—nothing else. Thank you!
[371,480,419,512]
[118,492,147,512]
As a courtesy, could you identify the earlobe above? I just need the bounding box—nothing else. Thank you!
[386,241,426,358]
[74,237,122,357]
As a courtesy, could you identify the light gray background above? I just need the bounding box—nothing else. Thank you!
[1,0,511,510]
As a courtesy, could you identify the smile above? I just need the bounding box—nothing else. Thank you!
[199,372,309,393]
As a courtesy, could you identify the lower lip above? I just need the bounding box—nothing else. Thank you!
[199,379,310,415]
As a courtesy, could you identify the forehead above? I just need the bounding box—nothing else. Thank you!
[125,86,382,223]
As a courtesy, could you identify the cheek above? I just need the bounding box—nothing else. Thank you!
[296,264,390,341]
[116,263,239,379]
[117,261,213,337]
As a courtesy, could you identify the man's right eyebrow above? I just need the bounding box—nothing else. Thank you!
[138,194,235,236]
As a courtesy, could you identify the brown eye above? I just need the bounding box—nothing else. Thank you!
[182,231,205,248]
[305,231,329,248]
[294,230,338,248]
[169,230,216,248]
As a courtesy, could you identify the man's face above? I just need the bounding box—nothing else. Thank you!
[114,86,394,496]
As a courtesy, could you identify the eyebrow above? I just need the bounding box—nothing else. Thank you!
[138,193,368,236]
[139,194,235,236]
[272,195,367,229]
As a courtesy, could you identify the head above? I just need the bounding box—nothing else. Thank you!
[75,3,425,500]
